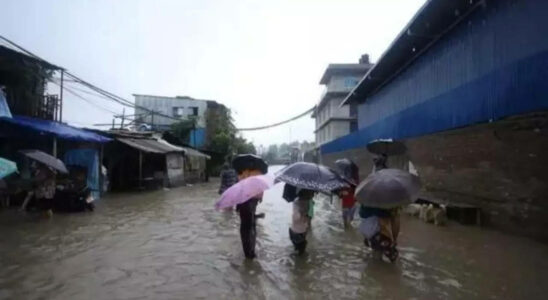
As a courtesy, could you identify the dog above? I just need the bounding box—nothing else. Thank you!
[432,205,447,226]
[419,204,429,221]
[424,204,447,226]
[404,203,422,217]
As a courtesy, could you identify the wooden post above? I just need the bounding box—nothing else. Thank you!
[59,70,64,122]
[121,108,125,129]
[99,144,104,197]
[138,150,143,188]
[52,137,57,158]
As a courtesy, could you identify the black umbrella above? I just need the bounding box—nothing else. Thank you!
[232,154,268,174]
[19,149,68,174]
[275,162,350,194]
[282,183,298,202]
[335,158,359,185]
[355,168,421,209]
[366,139,407,156]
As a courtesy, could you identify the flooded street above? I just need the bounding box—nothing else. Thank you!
[1,167,548,300]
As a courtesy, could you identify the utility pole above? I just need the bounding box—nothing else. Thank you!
[120,108,125,129]
[59,70,64,122]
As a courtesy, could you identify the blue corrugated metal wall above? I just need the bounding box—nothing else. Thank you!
[322,0,548,154]
[190,128,206,148]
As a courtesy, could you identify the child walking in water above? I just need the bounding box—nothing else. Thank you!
[289,189,315,255]
[339,187,357,228]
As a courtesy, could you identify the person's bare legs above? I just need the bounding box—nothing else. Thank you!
[20,192,33,211]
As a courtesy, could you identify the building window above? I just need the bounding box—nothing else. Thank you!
[189,106,199,116]
[344,77,359,88]
[172,107,184,117]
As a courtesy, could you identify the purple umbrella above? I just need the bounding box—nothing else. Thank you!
[215,175,274,210]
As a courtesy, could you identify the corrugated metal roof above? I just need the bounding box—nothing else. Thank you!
[342,0,483,105]
[117,138,182,154]
[181,147,210,159]
[156,139,210,159]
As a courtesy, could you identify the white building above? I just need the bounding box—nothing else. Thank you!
[133,94,218,148]
[312,54,373,146]
[134,94,209,128]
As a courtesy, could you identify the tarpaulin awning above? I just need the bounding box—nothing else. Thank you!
[117,138,183,154]
[0,91,12,118]
[0,116,111,143]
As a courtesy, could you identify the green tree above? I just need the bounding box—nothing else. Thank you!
[169,118,196,145]
[234,136,256,154]
[203,103,256,174]
[263,144,278,163]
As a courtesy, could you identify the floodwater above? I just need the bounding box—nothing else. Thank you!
[1,166,548,300]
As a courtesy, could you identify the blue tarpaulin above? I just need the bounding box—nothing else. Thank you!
[64,148,101,199]
[0,92,12,118]
[0,116,111,143]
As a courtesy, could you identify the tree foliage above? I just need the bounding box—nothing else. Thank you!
[204,105,255,155]
[169,118,196,145]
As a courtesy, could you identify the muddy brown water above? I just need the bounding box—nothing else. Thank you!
[1,166,548,299]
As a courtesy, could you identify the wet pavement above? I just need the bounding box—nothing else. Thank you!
[1,166,548,299]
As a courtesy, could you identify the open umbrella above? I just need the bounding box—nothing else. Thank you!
[215,175,274,209]
[366,139,407,156]
[275,162,349,194]
[282,183,298,202]
[355,168,421,209]
[0,157,18,179]
[232,154,268,175]
[335,158,359,185]
[19,150,68,174]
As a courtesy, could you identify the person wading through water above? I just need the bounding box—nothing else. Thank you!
[359,154,401,262]
[232,154,268,259]
[289,188,315,255]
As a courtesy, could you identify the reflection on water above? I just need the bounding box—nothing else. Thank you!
[1,166,548,299]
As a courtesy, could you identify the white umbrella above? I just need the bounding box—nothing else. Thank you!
[355,168,421,209]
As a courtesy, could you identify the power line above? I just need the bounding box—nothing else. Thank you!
[0,34,186,123]
[236,107,314,131]
[64,86,121,115]
[1,34,315,132]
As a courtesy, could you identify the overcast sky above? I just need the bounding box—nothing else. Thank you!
[1,0,425,147]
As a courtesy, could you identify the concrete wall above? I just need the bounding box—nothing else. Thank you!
[328,96,350,118]
[134,95,208,127]
[166,153,184,187]
[315,97,352,146]
[314,72,363,146]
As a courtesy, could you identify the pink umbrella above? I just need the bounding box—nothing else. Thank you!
[215,175,274,210]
